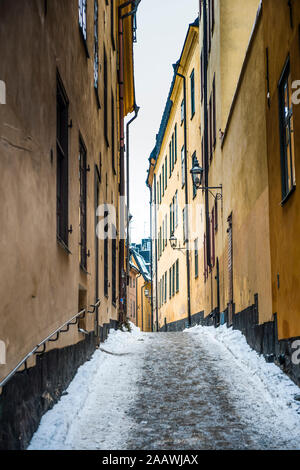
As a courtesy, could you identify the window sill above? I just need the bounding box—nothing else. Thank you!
[57,236,71,255]
[79,28,90,58]
[281,185,296,206]
[94,87,101,109]
[80,264,90,275]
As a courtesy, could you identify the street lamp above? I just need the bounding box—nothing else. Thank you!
[190,158,204,189]
[169,233,178,249]
[190,157,223,200]
[169,233,186,252]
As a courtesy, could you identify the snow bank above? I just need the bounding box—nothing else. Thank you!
[28,322,144,450]
[185,324,300,433]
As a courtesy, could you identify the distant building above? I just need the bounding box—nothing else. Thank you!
[128,248,152,332]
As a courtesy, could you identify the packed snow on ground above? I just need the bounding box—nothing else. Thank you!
[28,323,146,450]
[185,324,300,447]
[28,322,300,450]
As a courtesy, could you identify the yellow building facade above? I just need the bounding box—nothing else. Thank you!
[148,19,200,331]
[148,0,300,384]
[0,0,139,449]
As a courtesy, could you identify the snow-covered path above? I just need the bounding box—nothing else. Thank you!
[28,325,300,450]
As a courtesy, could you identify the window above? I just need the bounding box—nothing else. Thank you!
[159,174,162,203]
[165,156,168,189]
[181,99,185,124]
[181,145,185,187]
[94,0,99,96]
[210,208,215,268]
[169,142,172,177]
[279,59,296,201]
[208,95,212,160]
[207,0,211,53]
[165,272,167,303]
[210,0,215,36]
[172,133,175,170]
[112,234,116,304]
[212,75,216,149]
[56,74,69,247]
[170,203,173,236]
[79,137,87,270]
[174,124,177,163]
[165,214,168,248]
[111,0,115,49]
[204,233,208,281]
[183,207,187,243]
[172,264,175,296]
[79,0,87,41]
[214,198,218,231]
[169,268,172,299]
[176,259,179,293]
[104,47,109,146]
[104,207,109,296]
[111,92,116,173]
[162,219,165,251]
[175,191,178,227]
[195,239,199,278]
[190,69,195,117]
[201,50,204,102]
[192,152,197,199]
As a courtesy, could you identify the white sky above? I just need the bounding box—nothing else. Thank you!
[128,0,199,244]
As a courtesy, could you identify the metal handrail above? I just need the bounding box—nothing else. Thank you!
[0,299,101,390]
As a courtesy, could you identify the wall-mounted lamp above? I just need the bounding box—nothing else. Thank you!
[169,233,186,252]
[190,156,223,200]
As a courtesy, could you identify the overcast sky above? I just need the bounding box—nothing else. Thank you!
[128,0,199,244]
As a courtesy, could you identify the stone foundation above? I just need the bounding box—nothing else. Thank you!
[0,319,118,450]
[160,296,300,388]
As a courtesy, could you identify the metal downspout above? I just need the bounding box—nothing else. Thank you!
[202,0,212,270]
[126,105,140,296]
[118,0,140,324]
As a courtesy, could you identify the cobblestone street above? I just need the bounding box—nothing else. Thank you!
[29,327,300,450]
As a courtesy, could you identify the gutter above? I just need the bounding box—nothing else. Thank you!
[201,0,212,270]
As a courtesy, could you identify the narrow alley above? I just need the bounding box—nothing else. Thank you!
[29,326,300,451]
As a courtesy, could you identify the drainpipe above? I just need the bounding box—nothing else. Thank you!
[154,173,159,331]
[118,0,140,324]
[174,66,192,327]
[149,185,154,332]
[201,0,211,269]
[135,271,142,326]
[141,284,145,331]
[126,105,140,312]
